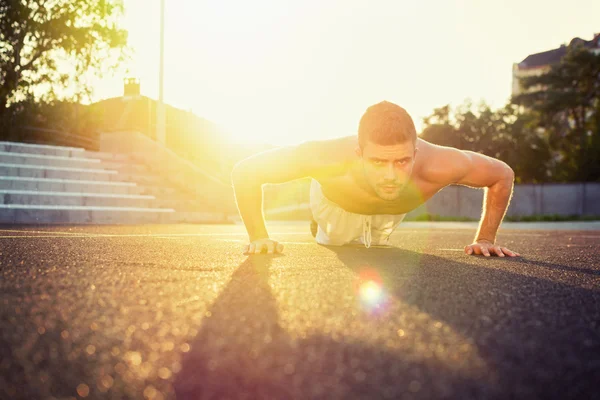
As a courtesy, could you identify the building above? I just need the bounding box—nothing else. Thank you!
[512,33,600,96]
[91,80,275,181]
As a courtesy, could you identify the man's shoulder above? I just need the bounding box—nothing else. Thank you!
[416,139,467,185]
[297,135,357,177]
[301,135,357,162]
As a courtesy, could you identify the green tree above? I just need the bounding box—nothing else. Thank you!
[499,104,553,183]
[420,104,459,148]
[421,101,553,183]
[0,0,127,135]
[513,45,600,181]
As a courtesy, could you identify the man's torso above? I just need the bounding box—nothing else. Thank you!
[310,136,451,215]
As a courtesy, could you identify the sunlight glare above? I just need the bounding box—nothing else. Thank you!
[99,0,600,146]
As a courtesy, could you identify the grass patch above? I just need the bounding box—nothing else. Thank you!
[263,209,600,223]
[505,214,600,222]
[405,213,477,222]
[406,213,600,222]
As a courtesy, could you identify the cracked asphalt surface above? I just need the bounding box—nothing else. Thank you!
[0,223,599,400]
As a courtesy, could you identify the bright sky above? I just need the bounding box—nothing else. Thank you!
[95,0,600,146]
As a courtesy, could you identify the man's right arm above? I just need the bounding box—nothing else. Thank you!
[230,141,325,243]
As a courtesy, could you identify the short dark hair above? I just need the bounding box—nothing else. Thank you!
[358,101,417,149]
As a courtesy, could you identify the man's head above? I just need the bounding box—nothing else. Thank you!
[355,101,418,201]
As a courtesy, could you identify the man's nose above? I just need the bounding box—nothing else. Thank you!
[384,163,397,180]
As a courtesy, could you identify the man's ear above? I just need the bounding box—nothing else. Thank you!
[355,146,362,157]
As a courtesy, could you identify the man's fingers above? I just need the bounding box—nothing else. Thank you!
[244,240,284,255]
[276,243,284,253]
[501,247,516,257]
[266,242,275,254]
[253,243,264,254]
[268,241,285,254]
[502,247,520,257]
[493,246,505,257]
[256,243,266,254]
[465,244,519,258]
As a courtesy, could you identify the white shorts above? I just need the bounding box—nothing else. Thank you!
[309,179,406,248]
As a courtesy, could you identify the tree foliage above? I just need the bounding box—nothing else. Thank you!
[422,45,600,183]
[420,101,553,183]
[0,0,127,134]
[513,45,600,182]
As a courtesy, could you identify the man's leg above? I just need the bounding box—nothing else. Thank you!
[365,214,406,245]
[309,179,364,246]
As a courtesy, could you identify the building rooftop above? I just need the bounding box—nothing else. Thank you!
[518,33,600,69]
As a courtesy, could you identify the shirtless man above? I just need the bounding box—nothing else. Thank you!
[231,101,520,257]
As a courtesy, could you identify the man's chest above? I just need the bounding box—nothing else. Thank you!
[317,173,443,215]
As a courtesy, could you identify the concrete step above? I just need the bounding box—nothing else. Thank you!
[0,141,85,157]
[133,185,180,197]
[97,160,150,174]
[0,204,174,224]
[0,162,118,181]
[0,190,157,208]
[81,150,132,162]
[0,176,138,194]
[109,172,168,186]
[153,198,222,213]
[0,142,234,224]
[0,151,151,175]
[0,205,231,224]
[0,151,103,169]
[0,177,183,199]
[0,177,205,209]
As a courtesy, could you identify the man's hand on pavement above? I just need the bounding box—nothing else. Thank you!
[244,238,284,255]
[464,240,520,257]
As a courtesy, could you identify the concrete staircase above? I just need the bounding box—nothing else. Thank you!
[0,141,231,224]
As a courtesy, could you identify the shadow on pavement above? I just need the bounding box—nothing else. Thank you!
[509,257,600,276]
[174,255,495,400]
[326,245,600,400]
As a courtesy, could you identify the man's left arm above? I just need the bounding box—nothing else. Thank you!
[444,148,520,257]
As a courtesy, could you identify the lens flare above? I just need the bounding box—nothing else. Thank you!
[359,280,383,303]
[355,269,389,312]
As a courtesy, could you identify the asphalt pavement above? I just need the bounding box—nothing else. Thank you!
[0,222,599,400]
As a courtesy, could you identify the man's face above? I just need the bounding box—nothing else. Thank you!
[356,140,417,201]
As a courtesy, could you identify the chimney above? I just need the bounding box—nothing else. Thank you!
[124,78,140,97]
